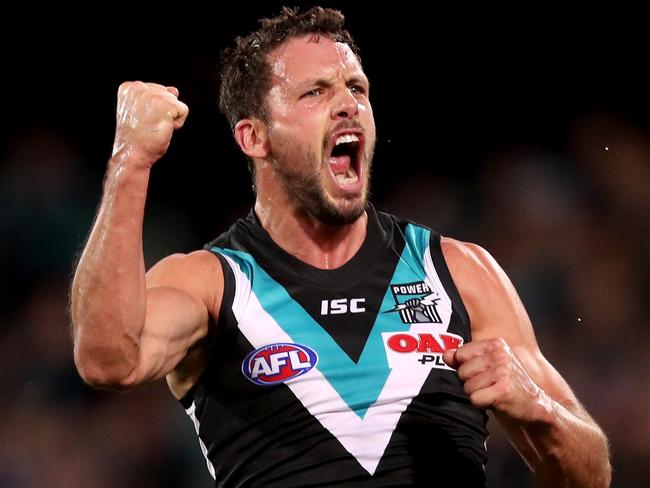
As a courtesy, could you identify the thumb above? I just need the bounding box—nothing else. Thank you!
[442,348,460,369]
[166,86,180,97]
[172,100,190,129]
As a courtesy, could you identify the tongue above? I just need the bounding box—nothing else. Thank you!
[329,155,351,175]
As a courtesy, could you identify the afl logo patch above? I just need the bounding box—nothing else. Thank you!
[242,343,318,386]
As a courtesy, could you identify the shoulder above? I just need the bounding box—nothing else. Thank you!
[147,249,222,281]
[440,237,507,295]
[440,237,532,344]
[146,250,224,313]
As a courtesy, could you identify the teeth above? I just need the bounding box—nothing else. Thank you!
[335,170,359,185]
[335,134,360,146]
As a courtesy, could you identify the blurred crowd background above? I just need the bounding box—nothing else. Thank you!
[2,2,649,486]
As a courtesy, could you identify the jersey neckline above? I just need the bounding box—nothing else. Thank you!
[238,203,392,288]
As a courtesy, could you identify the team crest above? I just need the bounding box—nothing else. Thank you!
[387,281,442,324]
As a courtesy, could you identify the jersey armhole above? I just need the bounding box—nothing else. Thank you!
[179,250,236,408]
[428,232,472,341]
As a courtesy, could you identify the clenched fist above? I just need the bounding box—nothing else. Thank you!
[112,81,189,166]
[443,337,545,422]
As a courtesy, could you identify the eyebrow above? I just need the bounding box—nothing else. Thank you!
[298,75,370,90]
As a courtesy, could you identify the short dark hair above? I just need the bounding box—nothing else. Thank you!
[219,6,361,130]
[218,7,362,179]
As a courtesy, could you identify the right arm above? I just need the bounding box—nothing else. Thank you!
[70,81,221,388]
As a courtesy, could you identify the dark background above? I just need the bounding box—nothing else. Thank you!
[1,2,648,486]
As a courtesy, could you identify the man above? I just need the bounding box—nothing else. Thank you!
[71,6,611,487]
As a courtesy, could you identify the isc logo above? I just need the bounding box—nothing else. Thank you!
[320,298,366,315]
[242,343,318,386]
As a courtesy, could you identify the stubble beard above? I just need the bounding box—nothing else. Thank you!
[270,145,373,225]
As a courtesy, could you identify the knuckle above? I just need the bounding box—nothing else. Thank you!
[118,81,132,93]
[117,83,132,100]
[497,337,511,352]
[496,380,511,397]
[453,347,463,363]
[488,338,511,358]
[469,391,490,408]
[495,364,510,381]
[118,81,148,102]
[492,347,509,364]
[489,337,507,350]
[457,364,469,381]
[455,345,468,363]
[178,104,190,119]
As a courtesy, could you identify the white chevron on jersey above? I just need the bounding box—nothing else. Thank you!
[220,249,454,475]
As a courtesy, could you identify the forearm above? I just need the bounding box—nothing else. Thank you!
[71,148,152,384]
[497,393,611,487]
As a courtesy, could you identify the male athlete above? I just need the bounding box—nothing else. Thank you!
[71,7,611,487]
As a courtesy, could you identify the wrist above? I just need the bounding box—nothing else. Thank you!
[104,148,153,197]
[110,141,157,171]
[526,388,559,426]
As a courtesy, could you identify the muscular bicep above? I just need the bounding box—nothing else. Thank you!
[128,284,209,384]
[124,250,222,385]
[442,238,585,416]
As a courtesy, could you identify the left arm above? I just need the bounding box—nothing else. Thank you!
[441,238,611,487]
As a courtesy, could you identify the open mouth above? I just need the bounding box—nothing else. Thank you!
[328,131,364,188]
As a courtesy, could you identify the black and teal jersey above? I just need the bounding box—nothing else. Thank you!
[180,205,488,487]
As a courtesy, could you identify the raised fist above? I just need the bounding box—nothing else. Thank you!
[404,298,422,308]
[112,81,189,166]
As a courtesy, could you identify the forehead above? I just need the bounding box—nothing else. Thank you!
[268,35,365,87]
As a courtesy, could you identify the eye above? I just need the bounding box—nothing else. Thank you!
[302,88,323,98]
[350,85,367,95]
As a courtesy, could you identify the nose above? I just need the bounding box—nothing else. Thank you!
[330,87,359,120]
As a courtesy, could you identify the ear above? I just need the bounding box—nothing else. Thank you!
[234,118,270,159]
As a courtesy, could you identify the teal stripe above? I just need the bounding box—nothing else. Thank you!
[213,223,432,418]
[404,223,430,268]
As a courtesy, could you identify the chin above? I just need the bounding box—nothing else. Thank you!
[313,193,367,225]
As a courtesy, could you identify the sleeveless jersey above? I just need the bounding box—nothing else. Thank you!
[180,205,488,487]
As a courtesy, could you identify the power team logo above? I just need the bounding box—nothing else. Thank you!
[387,281,442,324]
[382,331,464,370]
[242,343,318,386]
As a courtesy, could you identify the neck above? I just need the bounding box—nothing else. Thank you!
[254,196,368,270]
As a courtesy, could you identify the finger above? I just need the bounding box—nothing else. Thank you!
[166,86,180,97]
[453,338,508,366]
[144,81,171,92]
[456,353,493,382]
[442,348,459,369]
[462,369,498,396]
[172,100,190,129]
[468,381,510,409]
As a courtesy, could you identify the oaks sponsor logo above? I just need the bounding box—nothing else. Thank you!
[381,331,464,370]
[242,343,318,386]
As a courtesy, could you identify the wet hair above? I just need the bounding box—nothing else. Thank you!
[218,6,362,179]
